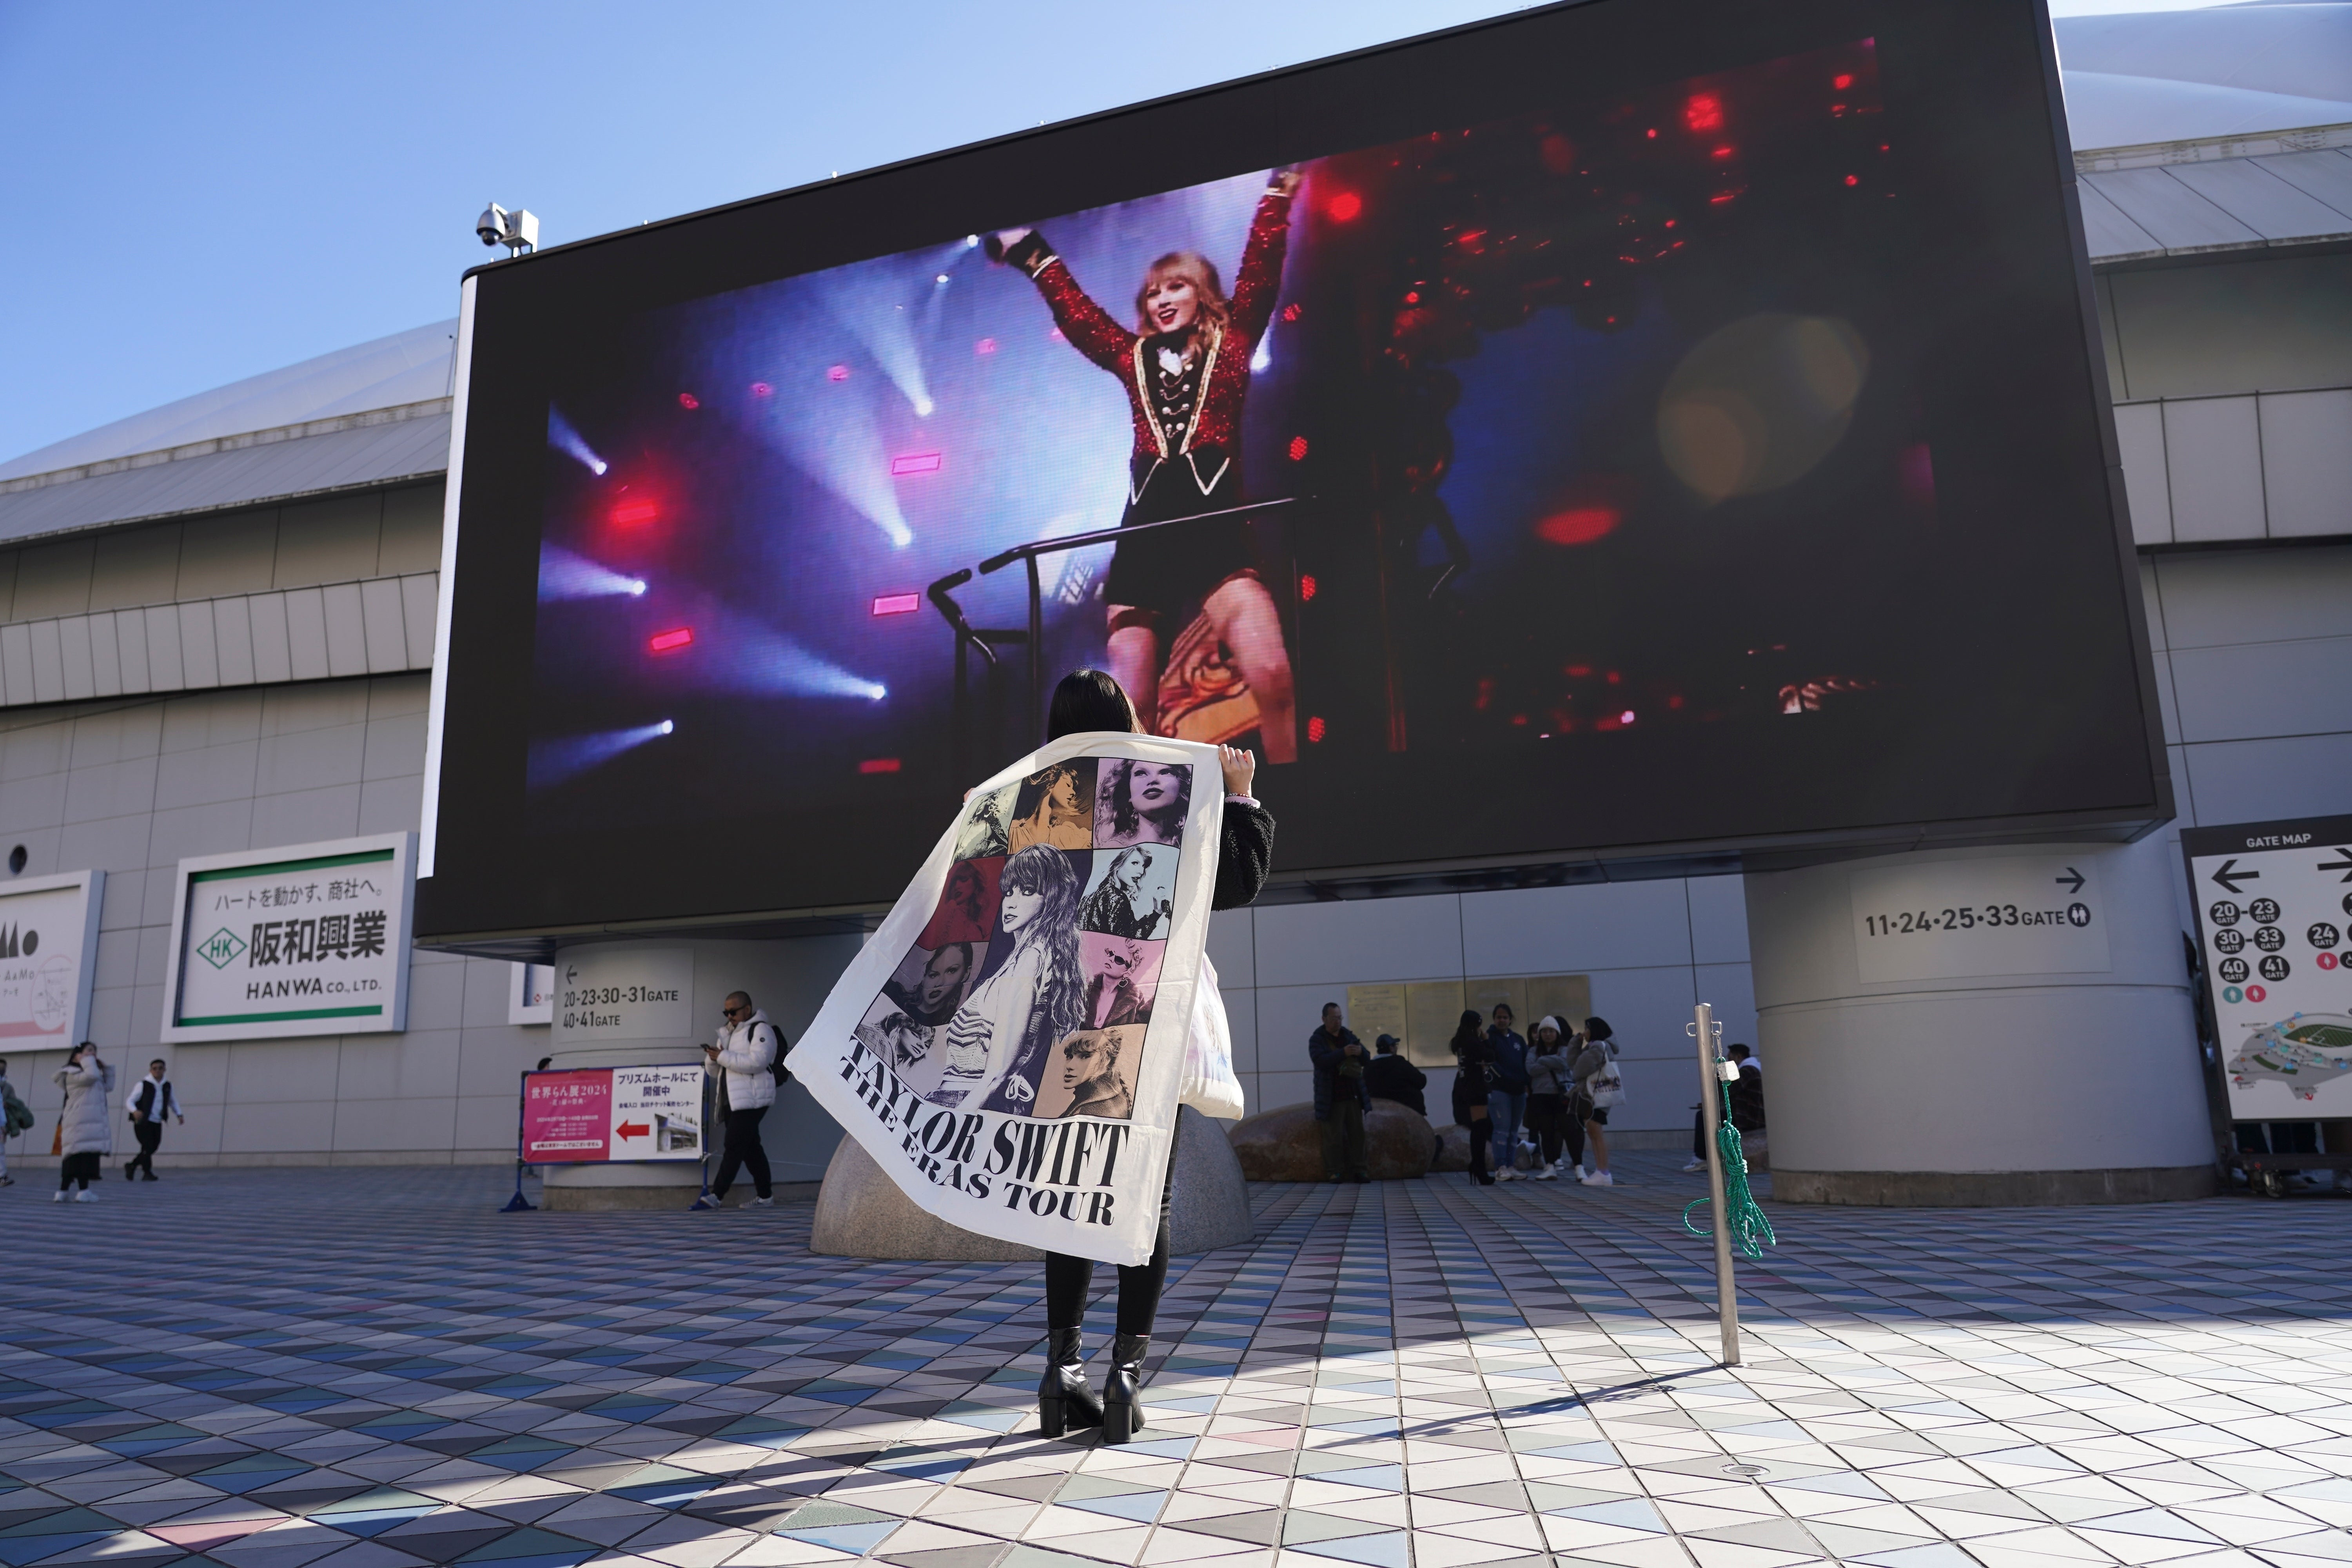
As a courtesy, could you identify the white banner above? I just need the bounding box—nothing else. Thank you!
[800,735,1221,1265]
[163,834,415,1043]
[0,870,104,1046]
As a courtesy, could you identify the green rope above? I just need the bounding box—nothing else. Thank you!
[1682,1081,1777,1261]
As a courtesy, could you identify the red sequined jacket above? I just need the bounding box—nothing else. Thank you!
[1009,186,1293,466]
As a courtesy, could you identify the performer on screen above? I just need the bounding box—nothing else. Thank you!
[991,170,1302,762]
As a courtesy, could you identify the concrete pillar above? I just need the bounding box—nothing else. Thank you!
[538,934,863,1211]
[1745,837,2216,1204]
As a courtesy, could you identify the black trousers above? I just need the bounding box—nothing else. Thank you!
[1045,1162,1177,1337]
[58,1151,100,1190]
[713,1105,771,1198]
[126,1121,163,1175]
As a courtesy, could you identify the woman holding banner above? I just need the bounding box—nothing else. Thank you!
[1032,670,1272,1443]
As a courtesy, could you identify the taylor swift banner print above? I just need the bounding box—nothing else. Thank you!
[799,735,1222,1265]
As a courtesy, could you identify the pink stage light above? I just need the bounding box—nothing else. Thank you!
[871,593,921,616]
[648,627,694,653]
[890,452,943,476]
[859,758,902,775]
[750,382,773,397]
[677,393,700,410]
[975,338,998,355]
[827,365,850,382]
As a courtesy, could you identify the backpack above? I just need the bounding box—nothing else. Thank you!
[766,1023,793,1087]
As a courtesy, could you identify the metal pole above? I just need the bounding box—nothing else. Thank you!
[1693,1001,1741,1366]
[1025,556,1044,746]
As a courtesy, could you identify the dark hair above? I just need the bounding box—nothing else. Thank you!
[1584,1016,1613,1041]
[1375,1034,1399,1053]
[1047,669,1138,740]
[1728,1043,1751,1061]
[1322,1001,1341,1016]
[1450,1009,1483,1055]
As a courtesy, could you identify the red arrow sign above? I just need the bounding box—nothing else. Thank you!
[615,1121,650,1140]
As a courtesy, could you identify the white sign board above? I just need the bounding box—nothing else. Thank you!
[552,947,693,1044]
[162,834,415,1043]
[1849,855,2110,983]
[509,962,554,1025]
[2182,813,2352,1119]
[0,870,105,1048]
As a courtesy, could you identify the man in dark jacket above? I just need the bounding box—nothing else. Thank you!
[1363,1035,1426,1116]
[1308,1003,1369,1182]
[1485,1004,1530,1180]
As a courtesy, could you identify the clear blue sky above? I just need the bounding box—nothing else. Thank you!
[0,0,1538,466]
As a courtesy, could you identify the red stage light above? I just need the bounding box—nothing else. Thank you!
[871,593,920,617]
[1565,665,1593,678]
[1834,73,1855,89]
[827,365,850,382]
[611,500,660,526]
[975,337,998,355]
[1646,127,1658,139]
[677,393,700,410]
[1684,94,1723,131]
[750,381,773,397]
[1307,717,1327,743]
[648,627,694,653]
[1535,506,1619,546]
[889,452,943,476]
[1287,436,1310,462]
[858,758,902,775]
[1326,192,1362,221]
[1606,671,1622,684]
[1711,145,1734,160]
[1845,174,1860,187]
[1280,303,1302,322]
[1298,574,1318,603]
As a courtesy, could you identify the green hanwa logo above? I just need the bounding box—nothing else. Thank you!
[197,928,247,969]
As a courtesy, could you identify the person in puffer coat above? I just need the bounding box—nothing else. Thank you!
[52,1043,115,1203]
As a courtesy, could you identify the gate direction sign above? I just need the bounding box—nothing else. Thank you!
[2181,813,2352,1120]
[520,1064,706,1163]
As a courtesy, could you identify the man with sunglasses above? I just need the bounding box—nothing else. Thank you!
[694,991,781,1209]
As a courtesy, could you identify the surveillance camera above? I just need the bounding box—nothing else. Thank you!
[476,202,508,247]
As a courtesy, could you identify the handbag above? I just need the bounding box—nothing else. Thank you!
[50,1117,62,1157]
[1587,1061,1625,1110]
[1178,954,1245,1120]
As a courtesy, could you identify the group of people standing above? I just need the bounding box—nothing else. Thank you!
[0,1044,186,1200]
[1450,1006,1624,1186]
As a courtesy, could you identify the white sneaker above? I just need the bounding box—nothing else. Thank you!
[740,1196,774,1208]
[1495,1167,1517,1182]
[1681,1160,1708,1173]
[1532,1167,1556,1181]
[73,1188,99,1202]
[52,1189,68,1203]
[1581,1170,1613,1187]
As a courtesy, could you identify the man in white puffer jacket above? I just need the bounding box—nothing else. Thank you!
[695,991,781,1210]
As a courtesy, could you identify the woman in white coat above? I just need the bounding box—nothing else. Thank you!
[52,1042,115,1203]
[1026,671,1273,1445]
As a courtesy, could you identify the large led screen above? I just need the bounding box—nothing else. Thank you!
[421,0,2169,944]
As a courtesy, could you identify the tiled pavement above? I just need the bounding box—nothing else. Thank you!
[3,1157,2350,1568]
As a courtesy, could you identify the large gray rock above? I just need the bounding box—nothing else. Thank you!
[1228,1100,1437,1181]
[809,1106,1252,1261]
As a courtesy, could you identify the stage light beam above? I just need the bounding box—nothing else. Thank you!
[526,720,676,790]
[539,544,648,602]
[546,406,608,475]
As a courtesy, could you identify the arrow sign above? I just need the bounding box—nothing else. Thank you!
[2319,849,2352,882]
[566,965,578,982]
[2055,867,2085,895]
[615,1121,650,1140]
[2211,859,2260,895]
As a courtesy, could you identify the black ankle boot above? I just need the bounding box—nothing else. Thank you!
[1101,1332,1150,1444]
[1037,1327,1102,1437]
